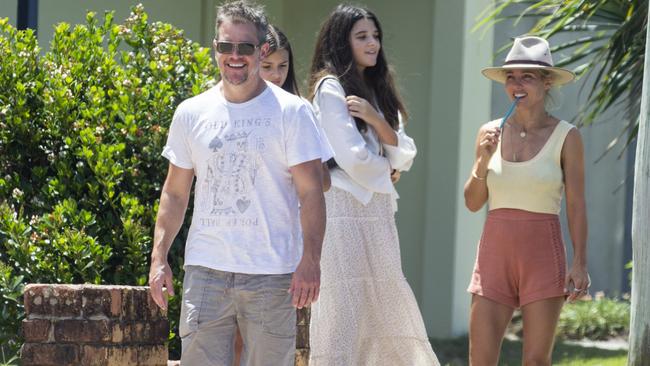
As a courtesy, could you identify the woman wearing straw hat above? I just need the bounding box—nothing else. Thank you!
[464,36,590,365]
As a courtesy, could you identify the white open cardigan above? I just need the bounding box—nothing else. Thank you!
[312,76,417,211]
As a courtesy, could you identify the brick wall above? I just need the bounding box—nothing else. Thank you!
[21,284,168,366]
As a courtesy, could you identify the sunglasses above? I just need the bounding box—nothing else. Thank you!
[215,41,259,56]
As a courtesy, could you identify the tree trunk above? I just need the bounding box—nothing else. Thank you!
[628,5,650,365]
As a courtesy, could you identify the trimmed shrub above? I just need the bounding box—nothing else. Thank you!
[0,5,216,359]
[557,293,630,340]
[506,293,630,343]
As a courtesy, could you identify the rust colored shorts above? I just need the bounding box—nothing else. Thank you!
[467,208,568,308]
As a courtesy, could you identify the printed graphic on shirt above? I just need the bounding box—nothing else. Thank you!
[196,118,271,227]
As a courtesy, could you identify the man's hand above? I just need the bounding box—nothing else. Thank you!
[149,258,175,311]
[289,259,321,309]
[288,159,325,309]
[148,163,193,311]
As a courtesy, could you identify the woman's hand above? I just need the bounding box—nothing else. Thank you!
[390,169,401,184]
[346,95,380,126]
[565,265,590,302]
[477,126,501,161]
[346,95,398,146]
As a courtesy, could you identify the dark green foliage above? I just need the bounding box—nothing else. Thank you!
[507,295,630,342]
[0,5,216,359]
[558,294,630,340]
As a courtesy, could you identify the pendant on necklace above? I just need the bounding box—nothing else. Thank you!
[520,131,527,138]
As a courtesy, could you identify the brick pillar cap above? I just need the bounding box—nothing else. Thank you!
[25,284,150,292]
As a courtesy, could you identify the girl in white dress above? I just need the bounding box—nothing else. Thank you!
[307,4,439,365]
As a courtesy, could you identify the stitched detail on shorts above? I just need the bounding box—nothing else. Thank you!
[549,220,565,290]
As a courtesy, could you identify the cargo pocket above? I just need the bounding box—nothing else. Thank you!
[261,274,295,337]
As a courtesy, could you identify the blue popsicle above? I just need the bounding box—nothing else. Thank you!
[499,96,522,131]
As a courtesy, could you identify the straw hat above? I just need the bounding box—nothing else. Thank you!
[482,36,575,85]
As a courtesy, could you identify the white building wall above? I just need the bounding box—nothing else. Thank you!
[451,0,494,336]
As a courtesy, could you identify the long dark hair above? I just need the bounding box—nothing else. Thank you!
[266,25,300,97]
[308,4,407,131]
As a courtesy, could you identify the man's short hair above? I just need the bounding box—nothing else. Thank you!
[215,0,268,44]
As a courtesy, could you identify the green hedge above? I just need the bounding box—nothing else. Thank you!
[0,5,216,359]
[557,294,630,340]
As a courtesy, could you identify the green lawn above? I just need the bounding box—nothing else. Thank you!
[430,337,627,366]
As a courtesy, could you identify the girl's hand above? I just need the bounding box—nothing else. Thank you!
[477,126,501,161]
[565,266,590,302]
[390,169,401,184]
[346,95,380,125]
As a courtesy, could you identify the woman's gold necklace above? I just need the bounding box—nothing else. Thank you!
[506,113,549,161]
[506,122,527,161]
[506,122,528,138]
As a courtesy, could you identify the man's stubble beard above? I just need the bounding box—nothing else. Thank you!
[223,64,260,86]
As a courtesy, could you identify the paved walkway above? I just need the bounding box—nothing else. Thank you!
[562,337,629,351]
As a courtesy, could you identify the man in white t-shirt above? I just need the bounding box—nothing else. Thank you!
[147,1,325,365]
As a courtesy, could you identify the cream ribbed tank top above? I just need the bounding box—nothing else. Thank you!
[487,120,575,214]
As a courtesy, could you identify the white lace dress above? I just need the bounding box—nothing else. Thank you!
[308,188,440,366]
[308,76,439,365]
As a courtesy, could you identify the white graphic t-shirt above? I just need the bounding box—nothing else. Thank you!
[162,82,323,274]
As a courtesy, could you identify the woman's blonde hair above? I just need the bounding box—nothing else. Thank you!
[538,69,562,111]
